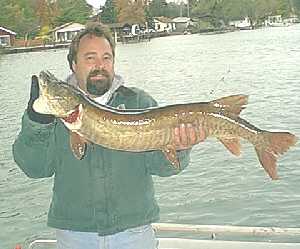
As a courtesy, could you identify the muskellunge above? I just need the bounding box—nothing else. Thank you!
[33,71,298,180]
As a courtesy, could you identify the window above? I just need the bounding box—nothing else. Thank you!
[0,36,10,46]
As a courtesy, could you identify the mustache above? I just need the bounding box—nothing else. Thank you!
[88,69,109,78]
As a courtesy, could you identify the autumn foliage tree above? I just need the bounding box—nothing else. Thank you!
[116,0,146,24]
[0,0,298,38]
[54,0,93,26]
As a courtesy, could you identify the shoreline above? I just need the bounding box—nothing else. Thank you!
[0,43,70,55]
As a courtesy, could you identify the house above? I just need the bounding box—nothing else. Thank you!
[283,14,299,25]
[106,23,150,43]
[264,15,286,27]
[50,22,85,43]
[265,15,283,26]
[229,17,252,30]
[172,17,193,32]
[265,14,299,27]
[0,26,16,47]
[153,17,174,33]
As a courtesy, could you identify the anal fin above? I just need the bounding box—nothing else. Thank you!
[255,147,278,180]
[218,137,241,156]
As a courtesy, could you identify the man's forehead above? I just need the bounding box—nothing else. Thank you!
[79,34,106,44]
[78,35,112,52]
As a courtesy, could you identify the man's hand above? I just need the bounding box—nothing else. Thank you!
[174,123,206,150]
[27,75,55,124]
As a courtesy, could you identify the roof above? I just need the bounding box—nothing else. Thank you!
[172,17,191,23]
[0,26,16,35]
[154,16,173,23]
[51,22,85,33]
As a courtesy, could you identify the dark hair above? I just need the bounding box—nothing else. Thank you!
[67,22,115,72]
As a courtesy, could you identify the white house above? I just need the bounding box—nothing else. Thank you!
[0,26,16,47]
[153,17,174,33]
[265,14,299,27]
[229,17,252,30]
[51,22,85,43]
[172,17,193,32]
[283,14,299,24]
[264,15,286,27]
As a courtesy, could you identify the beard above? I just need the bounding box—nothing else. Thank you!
[86,69,113,96]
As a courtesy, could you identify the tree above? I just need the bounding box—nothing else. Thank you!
[148,0,168,17]
[101,0,117,23]
[277,0,292,16]
[36,0,51,27]
[190,0,294,27]
[54,0,93,26]
[0,0,39,37]
[293,0,300,11]
[116,0,146,24]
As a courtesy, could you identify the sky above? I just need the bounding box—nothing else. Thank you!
[86,0,104,8]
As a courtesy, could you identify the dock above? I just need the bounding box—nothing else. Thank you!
[121,34,151,44]
[0,43,69,54]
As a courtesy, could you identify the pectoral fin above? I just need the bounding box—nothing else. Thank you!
[70,132,87,160]
[218,137,241,156]
[162,144,180,170]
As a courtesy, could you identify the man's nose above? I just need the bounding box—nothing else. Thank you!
[94,58,104,70]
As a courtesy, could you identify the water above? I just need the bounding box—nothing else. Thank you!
[1,25,300,248]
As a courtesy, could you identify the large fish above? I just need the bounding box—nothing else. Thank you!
[33,71,297,180]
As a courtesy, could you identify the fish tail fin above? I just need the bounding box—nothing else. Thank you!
[255,131,298,180]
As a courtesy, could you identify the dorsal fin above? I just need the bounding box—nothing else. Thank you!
[210,94,248,115]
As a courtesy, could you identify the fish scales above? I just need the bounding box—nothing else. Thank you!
[33,70,298,180]
[78,105,255,152]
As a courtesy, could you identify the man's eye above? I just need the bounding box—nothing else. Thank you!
[104,55,112,61]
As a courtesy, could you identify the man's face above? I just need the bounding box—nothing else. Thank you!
[72,34,114,97]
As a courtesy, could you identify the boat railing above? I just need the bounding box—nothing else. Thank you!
[25,223,300,249]
[152,223,300,236]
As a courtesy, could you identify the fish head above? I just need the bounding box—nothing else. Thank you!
[32,70,81,119]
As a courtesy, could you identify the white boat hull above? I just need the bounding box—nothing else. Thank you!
[158,238,300,249]
[25,223,300,249]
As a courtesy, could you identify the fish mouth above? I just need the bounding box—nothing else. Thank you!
[61,104,83,131]
[32,95,52,114]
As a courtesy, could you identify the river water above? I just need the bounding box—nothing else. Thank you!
[1,25,300,248]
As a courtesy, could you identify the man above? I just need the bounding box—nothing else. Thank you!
[13,22,204,249]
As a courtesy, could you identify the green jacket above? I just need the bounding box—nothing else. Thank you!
[12,86,191,235]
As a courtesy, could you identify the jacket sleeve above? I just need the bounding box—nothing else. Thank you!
[136,89,192,177]
[12,111,58,178]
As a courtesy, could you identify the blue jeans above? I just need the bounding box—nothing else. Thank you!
[56,225,158,249]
